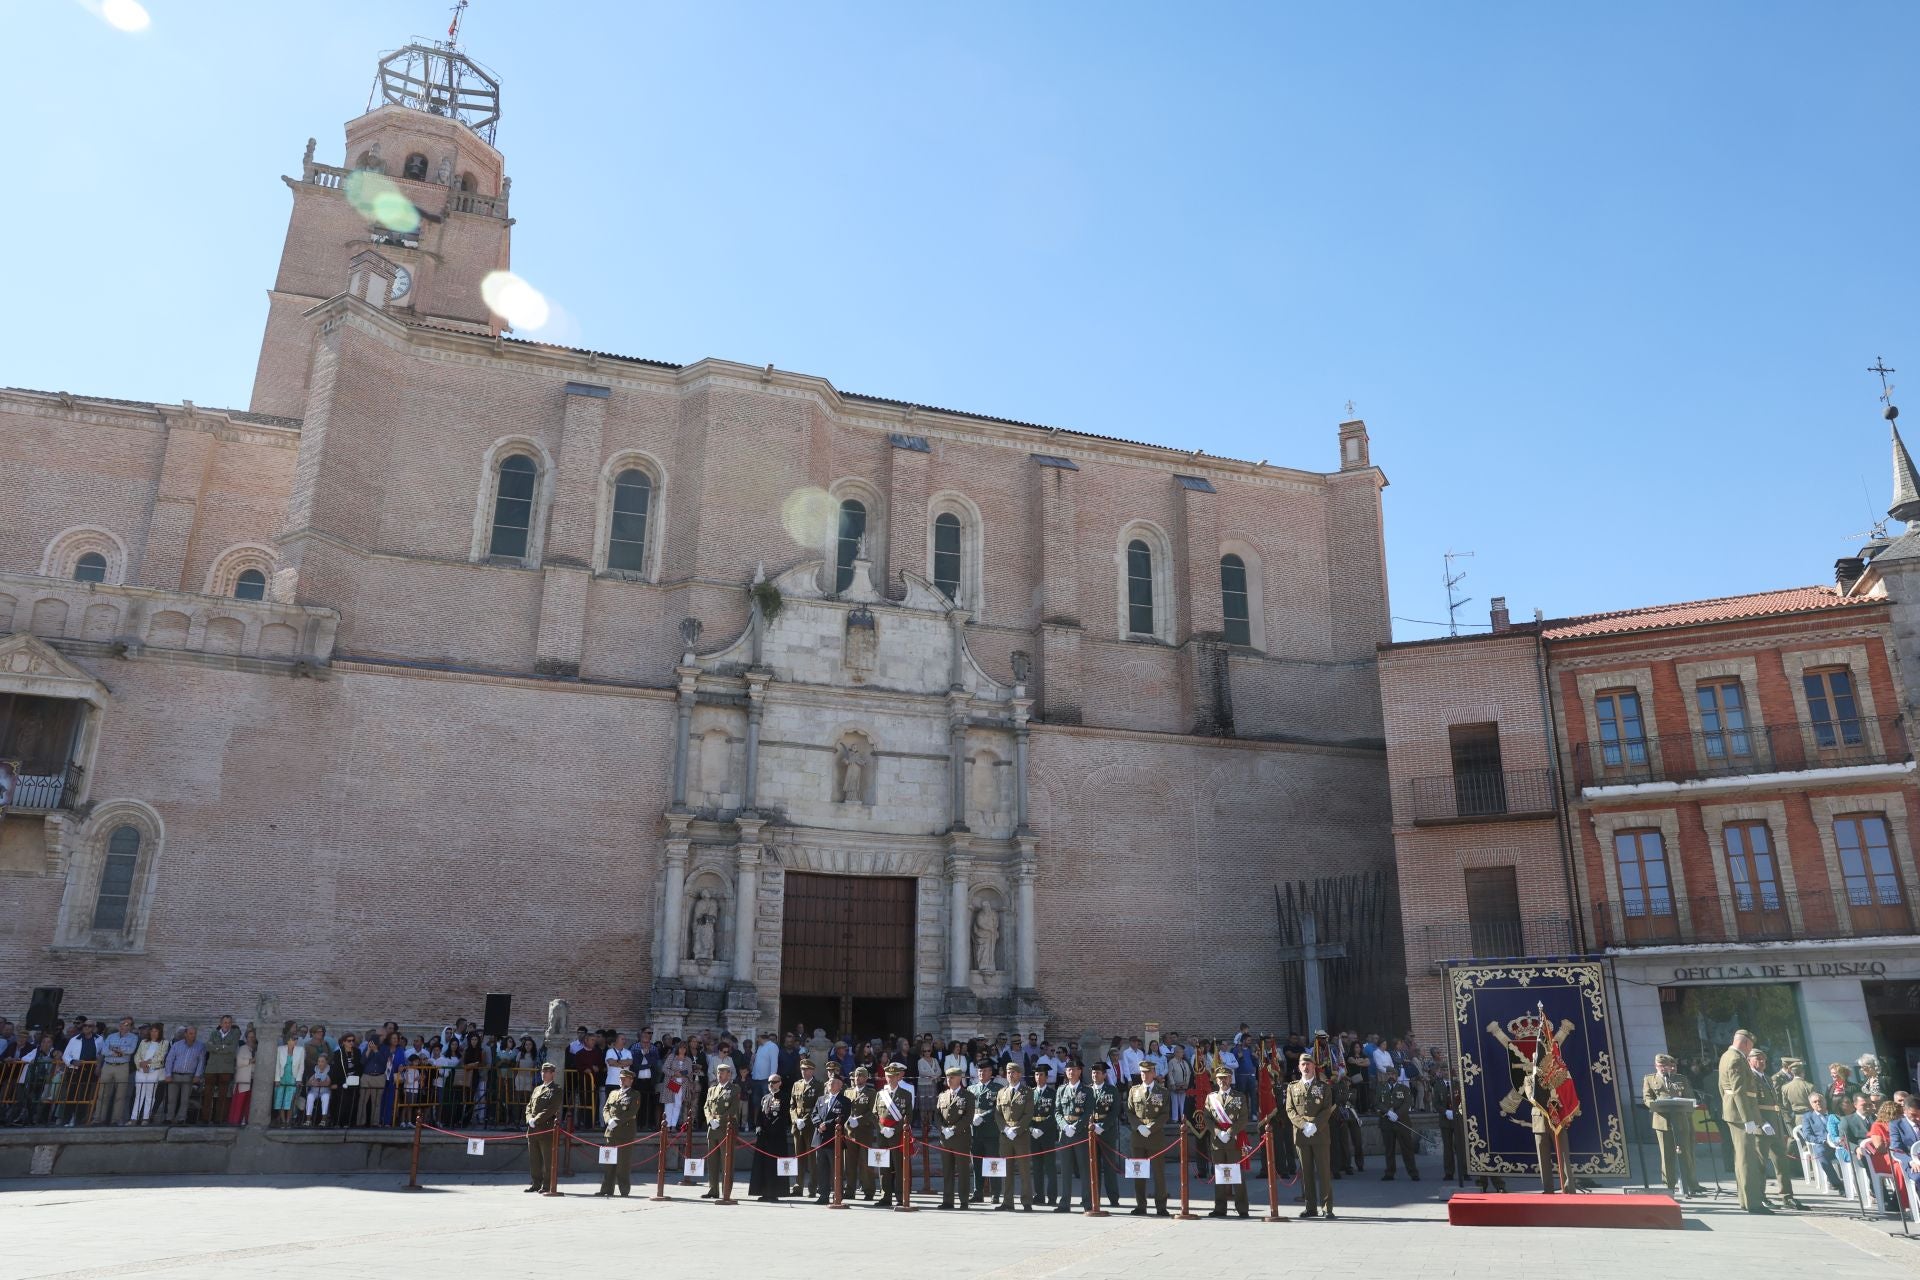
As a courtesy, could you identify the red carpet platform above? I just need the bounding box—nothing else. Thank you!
[1447,1192,1682,1230]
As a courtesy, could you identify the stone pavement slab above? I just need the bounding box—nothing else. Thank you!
[8,1170,1920,1278]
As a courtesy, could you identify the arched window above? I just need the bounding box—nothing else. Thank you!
[73,552,108,584]
[458,172,477,193]
[932,512,962,601]
[607,468,653,573]
[91,825,141,932]
[232,568,268,601]
[1220,554,1251,645]
[403,152,429,181]
[836,499,868,592]
[1126,539,1155,636]
[489,454,538,559]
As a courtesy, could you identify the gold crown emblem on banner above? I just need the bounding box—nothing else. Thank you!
[1504,1012,1551,1041]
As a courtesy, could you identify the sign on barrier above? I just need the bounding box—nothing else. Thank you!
[867,1147,891,1168]
[684,1158,706,1178]
[981,1157,1007,1177]
[1214,1162,1242,1185]
[777,1157,799,1176]
[466,1139,486,1156]
[1124,1158,1150,1179]
[598,1146,619,1165]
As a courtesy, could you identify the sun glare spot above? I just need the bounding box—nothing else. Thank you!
[781,487,835,549]
[480,271,552,331]
[100,0,151,32]
[342,171,421,234]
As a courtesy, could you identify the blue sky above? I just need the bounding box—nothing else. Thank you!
[5,1,1914,637]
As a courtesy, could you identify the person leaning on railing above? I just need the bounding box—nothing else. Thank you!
[132,1024,168,1125]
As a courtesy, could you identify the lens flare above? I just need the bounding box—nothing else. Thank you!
[342,170,421,234]
[100,0,150,31]
[480,271,551,330]
[781,487,835,549]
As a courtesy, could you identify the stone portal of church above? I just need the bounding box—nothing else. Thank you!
[780,872,915,1042]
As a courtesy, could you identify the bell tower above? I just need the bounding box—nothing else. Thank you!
[249,38,512,418]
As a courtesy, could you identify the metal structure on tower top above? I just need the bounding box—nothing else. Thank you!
[368,24,501,145]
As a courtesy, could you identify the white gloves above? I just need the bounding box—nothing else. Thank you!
[973,1115,986,1126]
[1138,1123,1152,1136]
[1004,1125,1018,1139]
[942,1126,955,1139]
[1301,1122,1317,1138]
[1444,1110,1455,1120]
[1061,1123,1077,1137]
[1093,1123,1105,1135]
[880,1126,896,1138]
[1744,1121,1760,1135]
[1386,1110,1398,1122]
[1762,1124,1775,1136]
[1030,1127,1042,1138]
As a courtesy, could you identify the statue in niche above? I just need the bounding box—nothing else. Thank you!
[836,739,872,803]
[1010,650,1031,684]
[546,998,570,1045]
[434,155,454,185]
[679,616,702,652]
[689,890,719,963]
[972,904,1001,973]
[353,143,386,174]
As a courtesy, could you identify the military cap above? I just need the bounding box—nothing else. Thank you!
[945,1065,965,1078]
[1138,1058,1158,1071]
[541,1062,559,1073]
[1212,1067,1233,1081]
[1784,1057,1805,1070]
[852,1065,871,1080]
[1654,1053,1677,1067]
[1005,1060,1024,1073]
[1734,1028,1755,1039]
[715,1060,735,1074]
[1033,1063,1052,1077]
[619,1066,636,1079]
[1089,1061,1108,1074]
[799,1058,816,1070]
[885,1061,907,1076]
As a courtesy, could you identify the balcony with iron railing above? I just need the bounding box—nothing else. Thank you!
[1571,715,1910,791]
[1409,915,1578,965]
[5,764,79,814]
[1592,885,1918,949]
[1409,767,1559,824]
[301,161,510,219]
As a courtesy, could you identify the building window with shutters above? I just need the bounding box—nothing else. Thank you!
[1448,722,1506,817]
[1464,866,1523,957]
[1614,828,1677,942]
[1595,689,1647,768]
[1804,667,1864,748]
[1696,679,1752,761]
[1834,814,1910,933]
[1724,821,1787,938]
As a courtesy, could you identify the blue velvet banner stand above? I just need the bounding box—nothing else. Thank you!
[1446,960,1628,1179]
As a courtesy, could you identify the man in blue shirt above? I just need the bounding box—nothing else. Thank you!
[163,1027,208,1125]
[98,1017,140,1125]
[1798,1093,1844,1194]
[1889,1096,1920,1189]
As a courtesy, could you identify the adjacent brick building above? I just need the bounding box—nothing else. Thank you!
[0,42,1397,1041]
[1386,462,1920,1086]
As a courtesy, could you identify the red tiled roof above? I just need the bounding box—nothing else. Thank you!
[1542,586,1878,640]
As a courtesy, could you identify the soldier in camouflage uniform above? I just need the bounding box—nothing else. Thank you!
[788,1058,822,1198]
[524,1062,560,1193]
[934,1065,974,1210]
[1125,1058,1171,1216]
[701,1059,743,1200]
[596,1066,641,1197]
[1197,1066,1249,1217]
[842,1065,878,1201]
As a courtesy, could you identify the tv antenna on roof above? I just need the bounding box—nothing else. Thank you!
[1443,550,1474,636]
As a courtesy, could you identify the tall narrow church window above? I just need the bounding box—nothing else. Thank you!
[403,153,429,181]
[932,513,962,602]
[836,499,868,592]
[1127,539,1155,635]
[233,568,268,601]
[489,454,538,559]
[1220,554,1251,645]
[91,825,141,932]
[73,552,108,583]
[606,468,653,573]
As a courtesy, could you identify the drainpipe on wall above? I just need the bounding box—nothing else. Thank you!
[1534,628,1587,950]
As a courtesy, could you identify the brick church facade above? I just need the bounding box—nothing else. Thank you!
[0,43,1395,1041]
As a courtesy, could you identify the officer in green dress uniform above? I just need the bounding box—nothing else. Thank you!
[1125,1057,1171,1216]
[1377,1073,1419,1181]
[524,1062,560,1193]
[1287,1053,1336,1219]
[1198,1066,1249,1217]
[842,1065,878,1200]
[1030,1062,1058,1205]
[1748,1047,1802,1209]
[701,1059,743,1200]
[1719,1028,1768,1213]
[1052,1061,1093,1212]
[788,1058,821,1198]
[968,1061,1002,1204]
[995,1060,1037,1210]
[1641,1052,1699,1195]
[596,1067,641,1197]
[934,1065,973,1210]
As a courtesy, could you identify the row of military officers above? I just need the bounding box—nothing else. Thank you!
[524,1053,1354,1218]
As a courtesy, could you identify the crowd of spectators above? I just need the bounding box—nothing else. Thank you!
[0,1011,1437,1137]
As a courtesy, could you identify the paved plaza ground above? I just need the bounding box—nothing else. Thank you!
[10,1166,1920,1278]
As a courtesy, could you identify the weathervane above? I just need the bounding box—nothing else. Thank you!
[447,0,468,50]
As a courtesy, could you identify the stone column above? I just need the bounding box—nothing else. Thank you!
[946,691,970,829]
[671,661,697,809]
[743,671,769,809]
[660,836,689,981]
[947,856,972,989]
[726,817,766,1037]
[1011,687,1032,830]
[1015,852,1038,991]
